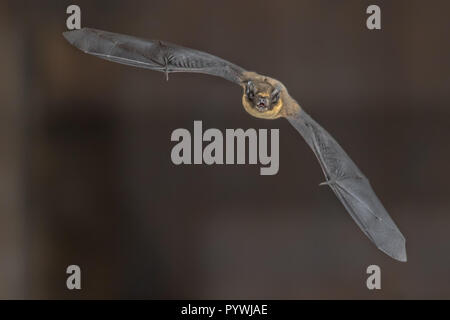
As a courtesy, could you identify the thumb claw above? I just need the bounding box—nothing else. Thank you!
[163,56,170,81]
[319,180,334,187]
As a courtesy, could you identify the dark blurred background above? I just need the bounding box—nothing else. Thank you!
[1,0,449,299]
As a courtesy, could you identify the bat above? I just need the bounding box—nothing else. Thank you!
[63,28,407,262]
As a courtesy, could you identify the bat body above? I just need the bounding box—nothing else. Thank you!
[63,28,407,262]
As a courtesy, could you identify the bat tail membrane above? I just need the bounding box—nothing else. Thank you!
[287,110,407,262]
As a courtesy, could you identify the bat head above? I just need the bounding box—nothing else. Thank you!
[242,79,284,119]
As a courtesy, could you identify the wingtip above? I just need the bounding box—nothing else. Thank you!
[62,28,93,49]
[393,249,407,262]
[395,236,408,262]
[62,28,82,45]
[396,244,408,262]
[380,238,407,262]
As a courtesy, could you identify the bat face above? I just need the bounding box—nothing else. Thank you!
[242,80,283,119]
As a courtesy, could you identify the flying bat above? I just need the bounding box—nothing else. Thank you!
[63,28,407,262]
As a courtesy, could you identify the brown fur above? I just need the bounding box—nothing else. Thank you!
[240,71,301,119]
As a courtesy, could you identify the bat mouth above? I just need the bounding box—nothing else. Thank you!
[255,102,268,112]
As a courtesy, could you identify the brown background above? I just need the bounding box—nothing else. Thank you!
[1,0,449,299]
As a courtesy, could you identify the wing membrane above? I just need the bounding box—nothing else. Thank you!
[288,110,407,261]
[63,28,246,84]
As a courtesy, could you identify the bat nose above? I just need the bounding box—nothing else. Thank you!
[258,97,268,105]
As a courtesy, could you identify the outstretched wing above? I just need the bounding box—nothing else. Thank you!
[287,110,407,262]
[63,28,246,84]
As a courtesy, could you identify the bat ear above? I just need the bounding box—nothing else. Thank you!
[245,81,254,96]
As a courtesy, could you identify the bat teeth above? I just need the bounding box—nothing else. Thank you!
[255,105,268,112]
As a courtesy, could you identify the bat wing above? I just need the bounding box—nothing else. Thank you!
[287,110,407,262]
[63,28,246,84]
